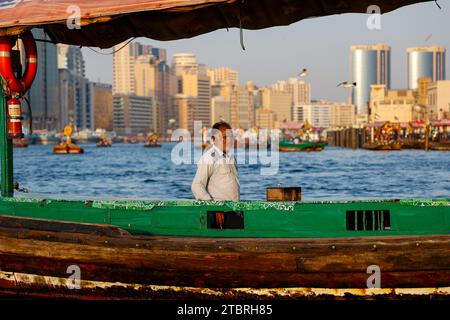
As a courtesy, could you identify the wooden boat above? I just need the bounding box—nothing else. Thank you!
[429,141,450,151]
[279,140,325,152]
[12,138,28,148]
[401,138,424,150]
[54,122,84,154]
[96,134,112,147]
[363,141,402,151]
[0,0,447,300]
[144,143,162,148]
[53,143,84,154]
[0,197,449,299]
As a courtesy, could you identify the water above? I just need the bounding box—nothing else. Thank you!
[12,143,450,201]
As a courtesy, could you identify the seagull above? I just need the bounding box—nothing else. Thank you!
[337,81,357,88]
[297,68,307,77]
[394,116,399,121]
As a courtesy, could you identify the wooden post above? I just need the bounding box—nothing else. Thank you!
[424,124,430,152]
[0,89,14,197]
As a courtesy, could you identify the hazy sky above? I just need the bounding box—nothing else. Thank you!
[82,1,450,103]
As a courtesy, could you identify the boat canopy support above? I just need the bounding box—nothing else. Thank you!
[0,89,14,197]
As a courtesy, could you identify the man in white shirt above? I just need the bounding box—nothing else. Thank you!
[191,121,240,201]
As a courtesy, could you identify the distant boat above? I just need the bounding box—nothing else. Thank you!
[54,121,84,154]
[279,140,325,152]
[96,134,112,147]
[363,141,402,151]
[144,132,162,148]
[13,138,28,148]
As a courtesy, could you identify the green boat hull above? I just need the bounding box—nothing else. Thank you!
[0,196,448,238]
[279,140,326,152]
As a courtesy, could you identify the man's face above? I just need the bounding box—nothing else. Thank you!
[214,125,233,153]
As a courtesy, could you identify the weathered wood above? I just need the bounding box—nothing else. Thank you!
[0,220,449,295]
[0,215,129,237]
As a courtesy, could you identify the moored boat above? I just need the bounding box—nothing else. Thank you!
[279,140,325,152]
[0,197,449,299]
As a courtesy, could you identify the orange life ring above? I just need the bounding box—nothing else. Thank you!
[0,31,37,94]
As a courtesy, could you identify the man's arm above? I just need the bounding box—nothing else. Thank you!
[191,163,213,200]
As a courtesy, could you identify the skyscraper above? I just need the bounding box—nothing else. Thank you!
[351,44,391,115]
[58,44,93,130]
[26,29,59,131]
[113,41,174,136]
[407,46,446,89]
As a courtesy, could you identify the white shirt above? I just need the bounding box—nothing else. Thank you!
[191,144,240,201]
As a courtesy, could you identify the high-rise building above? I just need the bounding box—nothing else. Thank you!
[297,101,332,128]
[113,41,174,136]
[233,83,255,129]
[58,44,93,130]
[174,58,211,132]
[211,96,231,124]
[260,88,291,123]
[207,67,238,85]
[272,78,311,106]
[351,44,391,115]
[25,29,59,131]
[407,46,446,90]
[172,53,198,76]
[113,94,154,135]
[113,41,153,95]
[255,108,275,129]
[92,82,113,131]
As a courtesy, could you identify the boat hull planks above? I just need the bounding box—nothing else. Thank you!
[0,215,449,299]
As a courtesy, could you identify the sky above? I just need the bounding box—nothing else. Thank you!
[82,1,450,103]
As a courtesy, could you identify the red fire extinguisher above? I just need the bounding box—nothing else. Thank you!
[0,31,38,138]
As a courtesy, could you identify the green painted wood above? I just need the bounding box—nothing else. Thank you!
[0,196,448,238]
[0,89,14,197]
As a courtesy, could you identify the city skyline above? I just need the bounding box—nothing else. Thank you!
[83,1,450,102]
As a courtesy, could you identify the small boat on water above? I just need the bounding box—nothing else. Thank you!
[279,140,325,152]
[144,132,162,148]
[363,141,402,151]
[12,138,28,148]
[96,134,112,147]
[54,121,84,154]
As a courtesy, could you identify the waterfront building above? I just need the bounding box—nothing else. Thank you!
[296,101,332,129]
[426,80,450,120]
[113,94,154,135]
[351,44,391,115]
[407,46,446,90]
[369,85,417,123]
[330,103,356,128]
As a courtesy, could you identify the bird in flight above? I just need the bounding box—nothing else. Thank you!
[297,68,308,77]
[337,81,357,88]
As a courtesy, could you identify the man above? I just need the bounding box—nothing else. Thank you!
[191,121,240,201]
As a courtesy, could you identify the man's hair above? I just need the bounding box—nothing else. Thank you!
[212,121,232,130]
